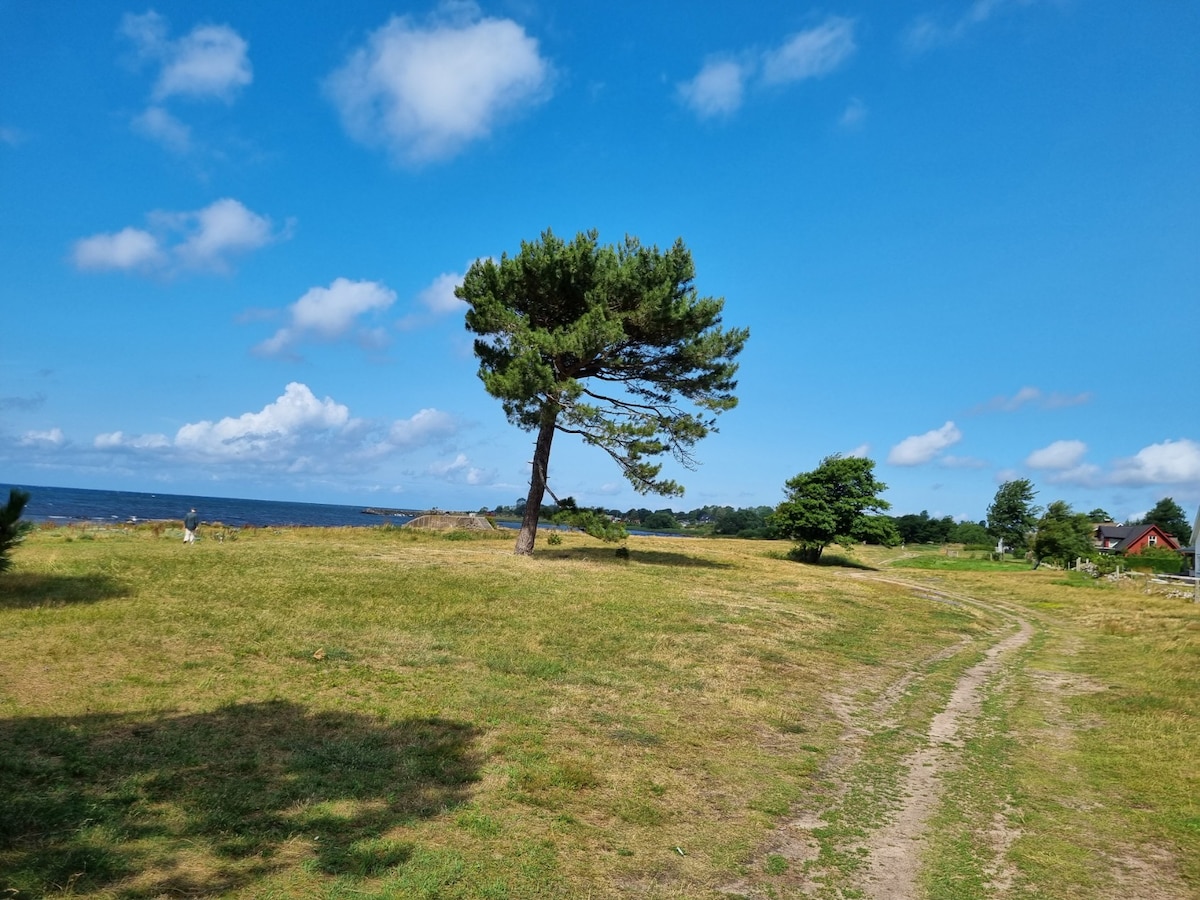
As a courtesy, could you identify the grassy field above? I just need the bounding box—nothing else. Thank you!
[1,527,1196,898]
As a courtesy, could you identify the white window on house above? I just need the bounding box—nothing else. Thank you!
[1148,534,1157,546]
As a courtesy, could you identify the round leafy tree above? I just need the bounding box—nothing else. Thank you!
[770,455,890,563]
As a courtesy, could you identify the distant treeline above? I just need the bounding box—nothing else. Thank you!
[480,501,989,545]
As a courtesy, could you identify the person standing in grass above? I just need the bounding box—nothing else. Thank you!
[184,508,199,545]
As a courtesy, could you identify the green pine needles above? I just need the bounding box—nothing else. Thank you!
[458,229,748,554]
[0,487,32,574]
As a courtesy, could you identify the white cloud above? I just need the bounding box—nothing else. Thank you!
[19,427,65,447]
[1026,439,1087,470]
[678,60,747,119]
[325,11,550,164]
[72,198,284,275]
[168,198,278,270]
[426,452,493,485]
[427,452,470,476]
[72,227,165,271]
[905,0,1039,53]
[1111,439,1200,486]
[86,385,464,480]
[121,11,252,102]
[132,106,191,153]
[846,443,870,458]
[398,270,470,330]
[679,17,856,120]
[256,279,397,356]
[389,408,458,448]
[887,421,963,466]
[94,431,170,450]
[174,383,351,461]
[761,17,856,85]
[417,272,467,315]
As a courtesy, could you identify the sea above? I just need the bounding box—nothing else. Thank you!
[1,484,419,529]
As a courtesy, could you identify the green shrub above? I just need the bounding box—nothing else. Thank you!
[1120,547,1184,575]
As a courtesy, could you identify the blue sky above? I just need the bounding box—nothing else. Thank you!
[2,1,1197,523]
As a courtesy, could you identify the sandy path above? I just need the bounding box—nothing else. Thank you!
[855,583,1033,899]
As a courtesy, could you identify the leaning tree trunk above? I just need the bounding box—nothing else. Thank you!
[514,407,557,556]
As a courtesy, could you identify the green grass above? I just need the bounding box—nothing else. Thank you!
[1,527,1197,898]
[889,552,1029,572]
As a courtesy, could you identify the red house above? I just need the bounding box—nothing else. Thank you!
[1093,523,1181,555]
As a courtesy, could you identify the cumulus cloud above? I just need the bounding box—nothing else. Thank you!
[86,384,463,479]
[72,227,165,271]
[1111,439,1200,486]
[255,279,397,357]
[905,0,1040,53]
[325,9,551,164]
[1026,439,1087,470]
[679,17,856,119]
[1025,439,1101,485]
[174,383,351,461]
[677,60,747,119]
[19,427,65,447]
[846,443,870,459]
[397,270,469,330]
[887,421,963,466]
[72,198,285,275]
[389,408,459,448]
[426,453,494,485]
[121,11,252,102]
[120,11,251,152]
[417,272,467,315]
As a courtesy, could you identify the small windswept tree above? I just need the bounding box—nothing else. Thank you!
[769,455,890,563]
[0,487,32,574]
[987,478,1039,553]
[458,229,748,555]
[1031,500,1095,568]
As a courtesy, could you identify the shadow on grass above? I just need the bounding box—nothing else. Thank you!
[551,546,736,569]
[0,573,131,609]
[0,701,479,898]
[766,551,878,571]
[814,553,878,571]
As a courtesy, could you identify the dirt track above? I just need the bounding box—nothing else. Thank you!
[854,578,1033,898]
[724,573,1190,899]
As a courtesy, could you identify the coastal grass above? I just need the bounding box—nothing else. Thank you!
[1,526,984,899]
[889,560,1200,899]
[2,529,1197,897]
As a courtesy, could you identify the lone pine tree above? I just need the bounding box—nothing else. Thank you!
[457,229,748,555]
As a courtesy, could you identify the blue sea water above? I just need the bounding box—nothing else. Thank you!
[1,484,417,528]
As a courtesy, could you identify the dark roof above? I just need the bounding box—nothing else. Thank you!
[1094,523,1181,552]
